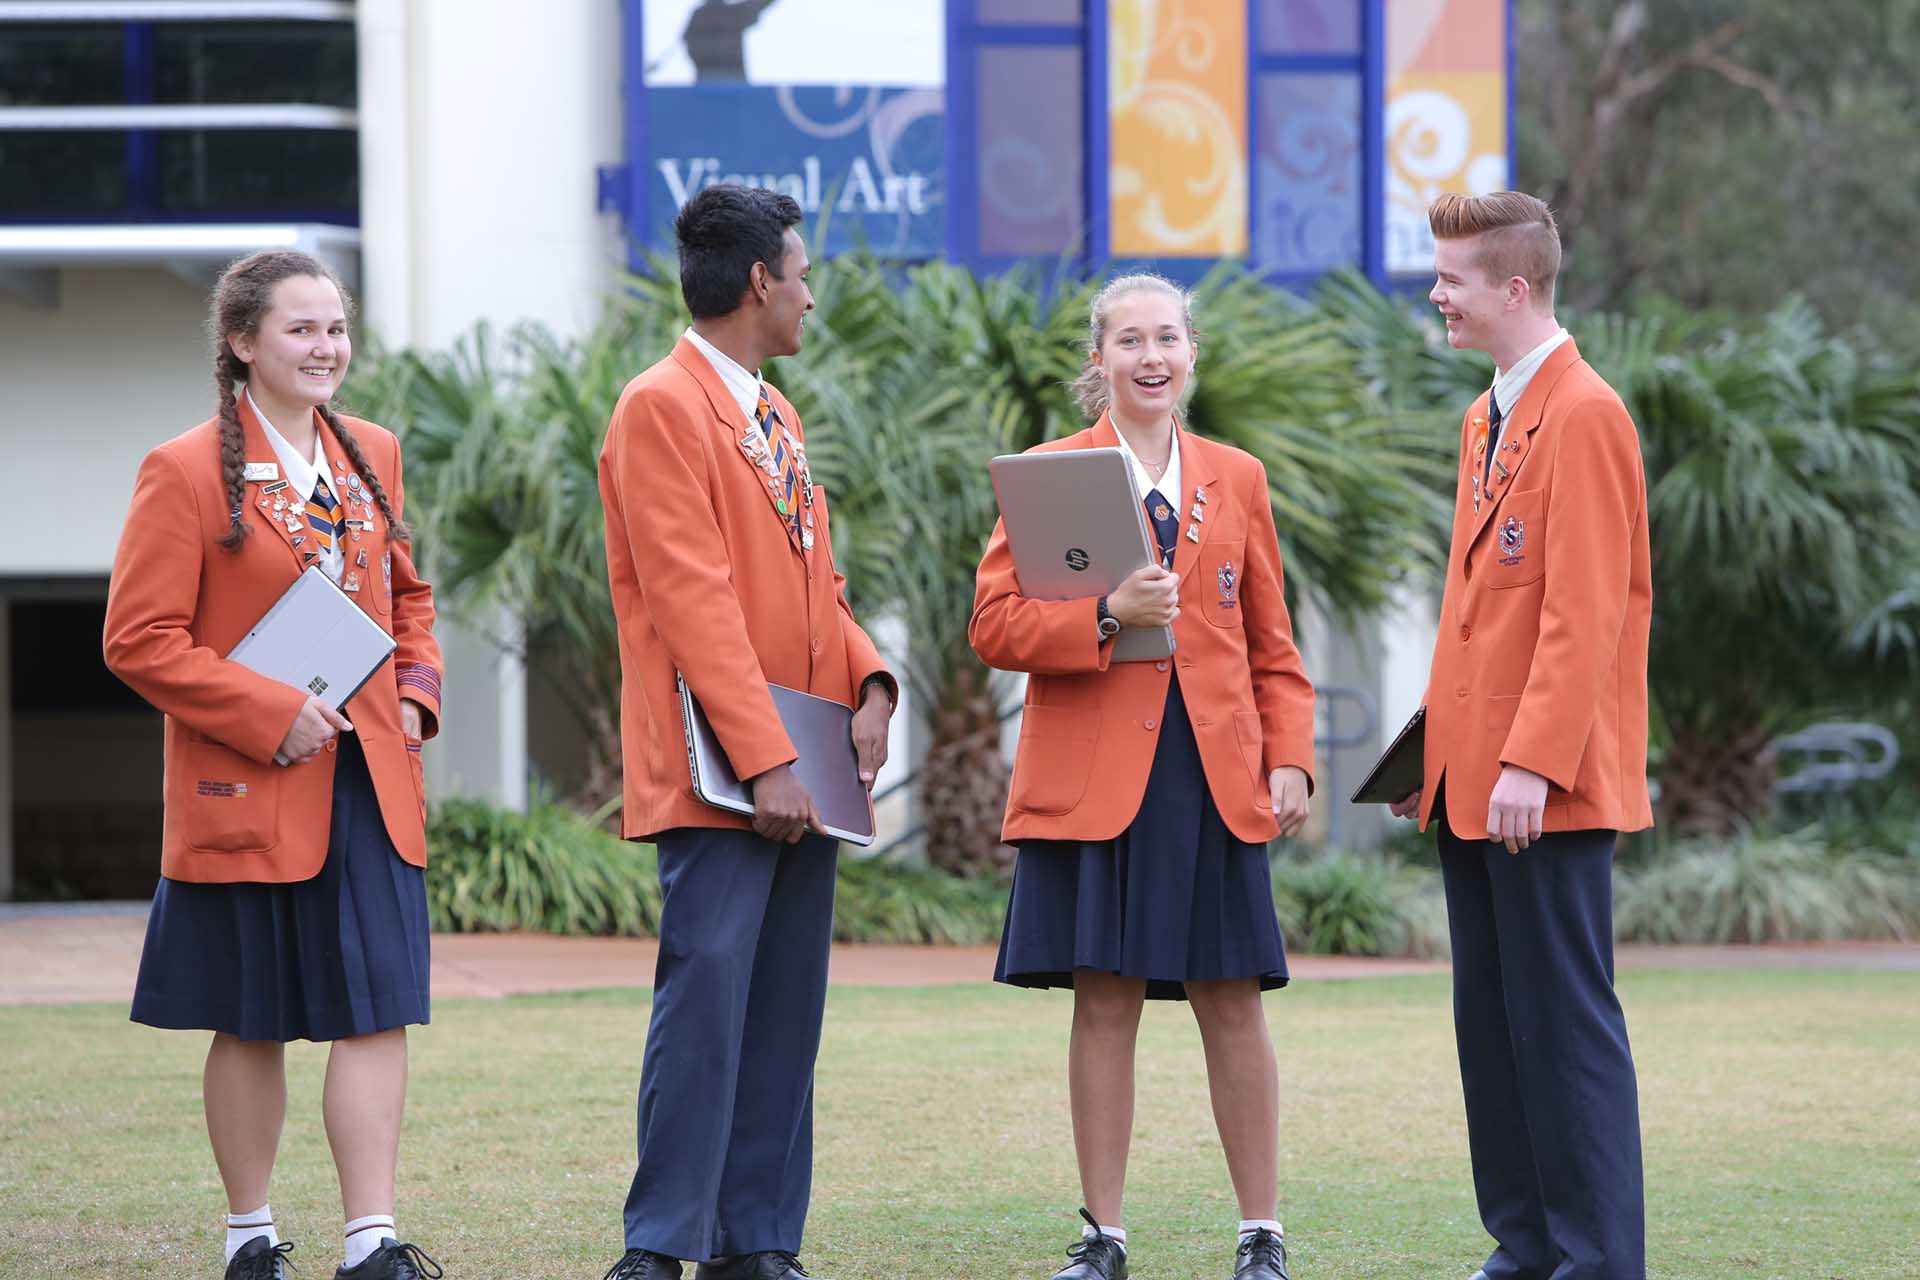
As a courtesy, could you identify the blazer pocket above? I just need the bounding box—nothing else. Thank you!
[406,738,428,824]
[177,742,281,854]
[1487,490,1544,589]
[1200,539,1247,628]
[1010,704,1102,815]
[1234,710,1267,795]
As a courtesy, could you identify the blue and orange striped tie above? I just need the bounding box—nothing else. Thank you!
[306,476,343,553]
[756,389,802,532]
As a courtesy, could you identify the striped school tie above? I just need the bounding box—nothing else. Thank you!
[1144,487,1178,569]
[306,476,343,553]
[756,388,802,531]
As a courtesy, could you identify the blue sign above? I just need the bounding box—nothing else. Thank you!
[647,84,945,257]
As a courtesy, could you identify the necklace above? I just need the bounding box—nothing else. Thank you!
[1120,426,1174,482]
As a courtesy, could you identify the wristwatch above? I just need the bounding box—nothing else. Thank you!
[1095,595,1122,642]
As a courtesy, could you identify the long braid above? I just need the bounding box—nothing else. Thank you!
[215,354,251,549]
[319,404,411,542]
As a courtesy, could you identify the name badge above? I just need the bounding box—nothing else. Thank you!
[243,462,280,482]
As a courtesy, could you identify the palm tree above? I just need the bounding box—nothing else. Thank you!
[1323,278,1920,835]
[1586,300,1920,833]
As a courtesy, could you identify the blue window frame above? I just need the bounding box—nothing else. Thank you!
[0,16,359,226]
[610,0,1510,289]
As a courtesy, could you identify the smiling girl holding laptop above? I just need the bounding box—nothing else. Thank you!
[102,251,445,1280]
[970,274,1318,1280]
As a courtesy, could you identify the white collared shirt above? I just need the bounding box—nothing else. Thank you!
[1488,327,1571,452]
[1112,421,1183,519]
[684,326,764,431]
[248,386,344,582]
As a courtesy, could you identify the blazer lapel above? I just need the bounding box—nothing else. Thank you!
[319,433,379,598]
[671,337,806,557]
[1170,424,1219,583]
[236,396,313,571]
[1464,339,1583,554]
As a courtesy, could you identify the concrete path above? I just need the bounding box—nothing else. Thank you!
[2,902,1915,1007]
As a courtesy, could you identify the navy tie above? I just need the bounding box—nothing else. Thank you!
[1485,386,1504,486]
[1143,487,1177,569]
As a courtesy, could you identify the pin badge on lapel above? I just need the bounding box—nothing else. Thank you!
[1217,559,1239,609]
[1194,485,1208,505]
[1185,523,1201,544]
[343,572,361,592]
[382,551,392,588]
[1189,504,1204,524]
[243,462,279,482]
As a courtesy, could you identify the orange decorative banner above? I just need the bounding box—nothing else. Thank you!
[1384,0,1510,273]
[1108,0,1249,258]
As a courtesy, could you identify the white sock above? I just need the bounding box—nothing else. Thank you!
[225,1204,277,1263]
[1083,1222,1128,1255]
[1239,1218,1284,1243]
[343,1215,397,1269]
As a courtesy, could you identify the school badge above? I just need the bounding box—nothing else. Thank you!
[1500,516,1525,559]
[1217,559,1239,609]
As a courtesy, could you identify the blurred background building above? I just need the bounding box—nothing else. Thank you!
[0,0,1511,899]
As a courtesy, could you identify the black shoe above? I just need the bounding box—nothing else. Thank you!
[605,1251,683,1280]
[693,1253,819,1280]
[227,1238,296,1280]
[1052,1209,1128,1280]
[1232,1228,1290,1280]
[333,1242,443,1280]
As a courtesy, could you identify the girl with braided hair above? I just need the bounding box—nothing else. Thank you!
[103,250,447,1280]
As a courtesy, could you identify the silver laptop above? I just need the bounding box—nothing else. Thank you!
[988,447,1175,661]
[227,566,397,709]
[678,673,877,846]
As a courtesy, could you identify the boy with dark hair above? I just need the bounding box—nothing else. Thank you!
[596,184,897,1280]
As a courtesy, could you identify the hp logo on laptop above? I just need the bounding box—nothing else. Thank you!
[1065,548,1090,571]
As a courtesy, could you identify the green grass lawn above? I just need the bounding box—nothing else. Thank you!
[3,969,1916,1279]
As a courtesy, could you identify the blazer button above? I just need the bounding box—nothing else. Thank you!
[811,633,822,654]
[1155,661,1169,672]
[1143,718,1157,731]
[1459,624,1472,642]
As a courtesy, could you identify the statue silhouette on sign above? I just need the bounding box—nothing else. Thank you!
[683,0,779,82]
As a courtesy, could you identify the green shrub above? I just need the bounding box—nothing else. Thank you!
[832,856,1008,945]
[1613,834,1920,944]
[426,796,662,936]
[1271,853,1447,959]
[427,797,1009,944]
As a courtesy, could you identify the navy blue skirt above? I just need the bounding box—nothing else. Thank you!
[131,733,431,1042]
[994,675,1289,1001]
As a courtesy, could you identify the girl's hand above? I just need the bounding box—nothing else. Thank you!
[1269,765,1310,839]
[1108,563,1180,628]
[400,697,425,741]
[277,697,352,765]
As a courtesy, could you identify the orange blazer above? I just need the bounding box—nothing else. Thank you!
[102,400,443,883]
[1418,339,1654,839]
[970,416,1317,845]
[598,336,896,841]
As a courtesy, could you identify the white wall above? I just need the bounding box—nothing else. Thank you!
[0,269,211,576]
[357,0,626,352]
[357,0,626,806]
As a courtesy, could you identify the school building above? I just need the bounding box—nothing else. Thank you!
[0,0,1510,899]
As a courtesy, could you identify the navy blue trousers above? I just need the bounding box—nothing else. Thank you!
[623,826,838,1262]
[1438,803,1645,1280]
